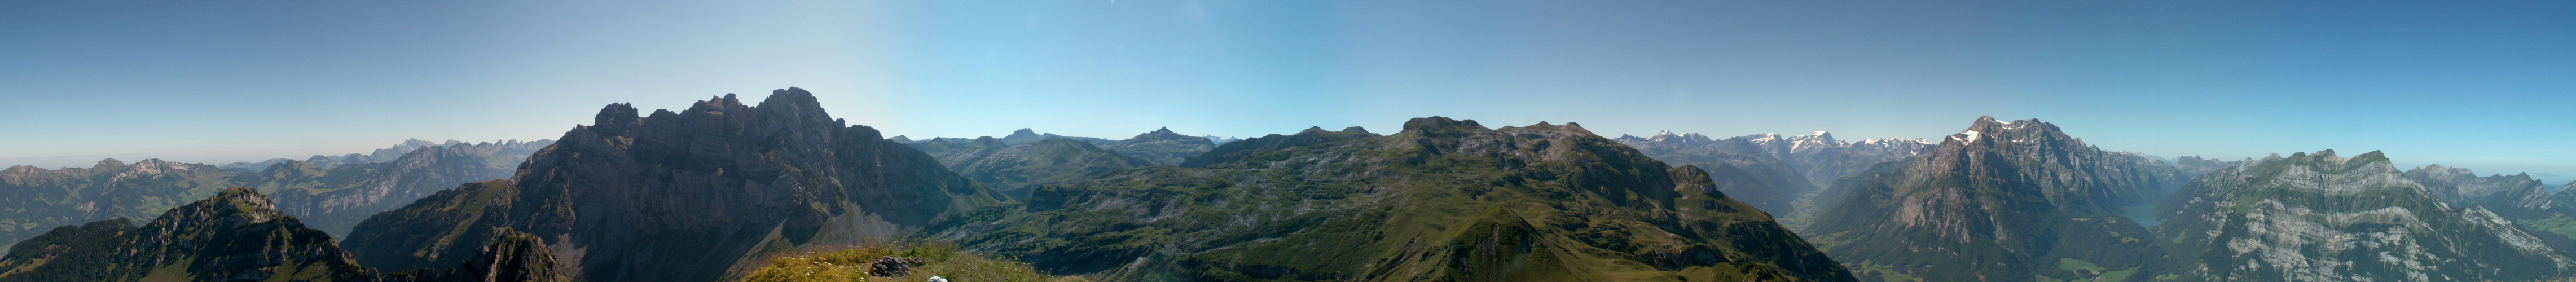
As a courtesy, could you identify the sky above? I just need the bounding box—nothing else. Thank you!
[2,1,2570,183]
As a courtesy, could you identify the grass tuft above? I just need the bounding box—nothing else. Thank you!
[743,240,1074,282]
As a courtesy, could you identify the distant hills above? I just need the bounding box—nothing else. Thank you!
[930,117,1853,281]
[0,187,562,282]
[902,127,1223,166]
[0,139,547,250]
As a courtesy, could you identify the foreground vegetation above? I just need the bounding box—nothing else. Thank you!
[745,240,1074,282]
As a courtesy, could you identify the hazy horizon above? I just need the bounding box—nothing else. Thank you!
[5,1,2569,183]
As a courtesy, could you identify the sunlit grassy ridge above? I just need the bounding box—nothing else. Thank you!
[925,118,1854,281]
[744,241,1078,282]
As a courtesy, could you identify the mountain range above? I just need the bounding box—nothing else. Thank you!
[1799,117,2187,282]
[0,187,562,282]
[0,139,547,250]
[7,87,2575,282]
[1614,131,1933,223]
[930,117,1853,281]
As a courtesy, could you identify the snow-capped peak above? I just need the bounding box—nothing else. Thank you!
[1950,130,1982,143]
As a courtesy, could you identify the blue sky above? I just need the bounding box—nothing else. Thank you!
[2,1,2570,183]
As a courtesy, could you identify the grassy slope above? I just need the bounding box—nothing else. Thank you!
[744,241,1066,282]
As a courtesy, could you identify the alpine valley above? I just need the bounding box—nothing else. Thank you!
[6,88,2574,282]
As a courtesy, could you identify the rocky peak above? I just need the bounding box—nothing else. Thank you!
[1397,116,1485,138]
[1126,127,1200,142]
[1179,124,1384,168]
[343,88,1003,282]
[1631,130,1714,144]
[1799,131,1835,143]
[157,187,286,226]
[1943,116,2074,147]
[1801,116,2183,281]
[1203,135,1241,145]
[90,158,127,172]
[1,165,38,177]
[998,128,1046,145]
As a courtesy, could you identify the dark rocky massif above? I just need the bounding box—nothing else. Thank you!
[1800,117,2188,282]
[0,187,563,282]
[930,117,1856,281]
[339,89,1008,282]
[2157,150,2574,281]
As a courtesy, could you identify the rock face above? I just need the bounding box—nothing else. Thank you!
[931,117,1856,281]
[909,138,1155,199]
[1801,117,2187,282]
[340,88,1008,282]
[2156,150,2574,281]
